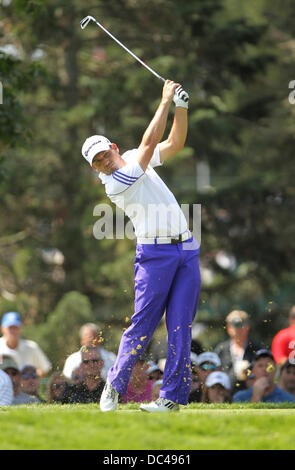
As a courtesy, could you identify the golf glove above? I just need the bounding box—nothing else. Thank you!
[173,85,189,109]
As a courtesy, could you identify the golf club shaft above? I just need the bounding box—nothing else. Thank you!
[81,16,165,82]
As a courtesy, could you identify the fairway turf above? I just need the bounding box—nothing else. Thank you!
[1,403,295,450]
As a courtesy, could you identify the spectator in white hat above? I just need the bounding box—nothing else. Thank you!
[188,351,222,403]
[202,371,232,403]
[0,312,52,377]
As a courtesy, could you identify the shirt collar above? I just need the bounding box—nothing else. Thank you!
[98,172,110,184]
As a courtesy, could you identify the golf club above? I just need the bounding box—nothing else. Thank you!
[80,15,165,82]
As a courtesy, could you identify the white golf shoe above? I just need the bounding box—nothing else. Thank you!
[100,380,119,412]
[140,397,179,412]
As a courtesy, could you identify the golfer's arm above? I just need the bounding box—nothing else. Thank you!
[159,107,187,162]
[137,99,171,172]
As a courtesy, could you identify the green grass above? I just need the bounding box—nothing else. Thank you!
[1,403,295,450]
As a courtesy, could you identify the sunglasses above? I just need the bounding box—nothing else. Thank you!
[200,363,218,371]
[22,373,38,380]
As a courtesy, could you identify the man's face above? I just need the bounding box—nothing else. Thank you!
[21,368,39,395]
[197,362,219,384]
[227,322,249,341]
[281,366,295,392]
[208,384,229,403]
[91,144,121,175]
[81,349,104,378]
[2,325,21,342]
[252,357,276,382]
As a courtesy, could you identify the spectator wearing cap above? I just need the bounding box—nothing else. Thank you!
[120,356,153,404]
[271,306,295,366]
[63,323,116,381]
[214,310,261,391]
[0,369,13,406]
[202,371,232,403]
[20,365,45,403]
[233,349,295,403]
[188,351,221,403]
[278,360,295,398]
[0,357,41,405]
[68,346,106,403]
[0,312,52,377]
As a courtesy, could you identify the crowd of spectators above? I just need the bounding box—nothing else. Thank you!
[0,307,295,407]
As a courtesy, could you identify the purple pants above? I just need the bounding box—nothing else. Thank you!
[108,237,201,405]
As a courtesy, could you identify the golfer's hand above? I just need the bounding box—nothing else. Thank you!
[161,80,179,104]
[173,85,189,109]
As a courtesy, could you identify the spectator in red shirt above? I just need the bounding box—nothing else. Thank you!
[271,306,295,365]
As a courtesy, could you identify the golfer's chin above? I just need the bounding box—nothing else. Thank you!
[102,165,118,175]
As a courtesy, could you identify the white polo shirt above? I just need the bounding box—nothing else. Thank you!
[98,145,188,238]
[0,337,52,374]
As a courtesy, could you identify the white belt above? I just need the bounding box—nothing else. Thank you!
[137,230,191,245]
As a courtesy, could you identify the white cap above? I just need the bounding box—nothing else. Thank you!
[205,371,231,390]
[196,352,221,367]
[81,135,112,166]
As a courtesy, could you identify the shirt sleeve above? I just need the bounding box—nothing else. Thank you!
[148,144,163,168]
[106,158,145,196]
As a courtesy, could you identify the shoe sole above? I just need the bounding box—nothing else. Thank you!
[139,406,179,413]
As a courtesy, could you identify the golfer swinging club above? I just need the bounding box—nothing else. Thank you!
[82,80,201,412]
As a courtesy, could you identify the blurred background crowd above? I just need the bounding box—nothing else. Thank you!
[0,307,294,406]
